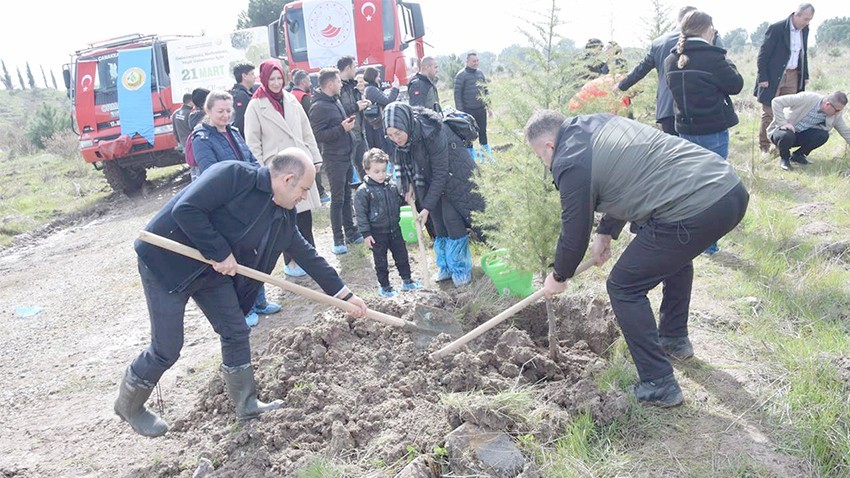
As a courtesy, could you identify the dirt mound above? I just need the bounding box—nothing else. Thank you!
[164,292,625,476]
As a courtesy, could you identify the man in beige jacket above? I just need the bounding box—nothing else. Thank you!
[768,91,849,170]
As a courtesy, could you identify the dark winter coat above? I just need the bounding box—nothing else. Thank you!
[395,108,484,224]
[754,15,809,105]
[191,123,257,173]
[339,78,365,135]
[363,82,398,128]
[664,40,743,135]
[453,67,488,112]
[135,161,344,314]
[230,83,254,134]
[354,176,404,237]
[171,104,193,147]
[309,90,354,162]
[619,31,724,121]
[408,73,440,111]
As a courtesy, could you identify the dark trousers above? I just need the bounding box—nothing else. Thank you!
[131,260,251,384]
[352,136,367,184]
[371,230,412,288]
[315,170,327,197]
[606,182,749,382]
[430,196,468,238]
[325,159,358,245]
[365,123,388,155]
[657,116,678,136]
[467,107,488,146]
[769,128,830,159]
[283,211,314,264]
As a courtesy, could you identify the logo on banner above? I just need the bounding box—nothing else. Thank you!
[121,67,146,91]
[308,1,353,47]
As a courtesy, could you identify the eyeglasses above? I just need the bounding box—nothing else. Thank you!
[828,102,844,113]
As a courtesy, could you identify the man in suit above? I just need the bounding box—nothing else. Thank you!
[755,4,815,153]
[114,149,367,437]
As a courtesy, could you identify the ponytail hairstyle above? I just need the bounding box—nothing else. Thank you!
[676,10,713,69]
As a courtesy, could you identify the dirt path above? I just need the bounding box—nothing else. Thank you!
[0,173,810,477]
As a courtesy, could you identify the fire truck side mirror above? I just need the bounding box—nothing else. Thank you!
[268,19,285,59]
[409,3,425,39]
[62,68,72,91]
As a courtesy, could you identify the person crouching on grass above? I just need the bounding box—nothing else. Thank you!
[354,148,423,297]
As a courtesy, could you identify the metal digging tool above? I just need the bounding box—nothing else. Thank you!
[430,258,598,360]
[137,231,460,344]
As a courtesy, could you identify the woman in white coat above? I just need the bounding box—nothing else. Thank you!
[244,59,323,277]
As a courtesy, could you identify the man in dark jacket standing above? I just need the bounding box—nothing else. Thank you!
[171,93,193,151]
[115,149,367,438]
[454,53,490,155]
[337,56,371,183]
[230,63,256,135]
[310,68,363,254]
[409,56,440,112]
[526,110,748,408]
[754,4,814,153]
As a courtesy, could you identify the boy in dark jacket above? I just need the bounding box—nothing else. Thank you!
[354,148,422,297]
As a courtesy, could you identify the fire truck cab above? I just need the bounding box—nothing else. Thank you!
[269,0,425,85]
[63,34,183,195]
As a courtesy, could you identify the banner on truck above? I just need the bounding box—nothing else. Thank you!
[304,0,358,68]
[168,27,270,103]
[117,47,155,144]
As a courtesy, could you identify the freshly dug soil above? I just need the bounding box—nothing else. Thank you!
[149,291,626,476]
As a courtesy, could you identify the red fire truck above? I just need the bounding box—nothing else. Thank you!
[270,0,425,84]
[62,34,182,195]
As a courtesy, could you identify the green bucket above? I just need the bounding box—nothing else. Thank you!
[399,205,418,243]
[480,249,535,298]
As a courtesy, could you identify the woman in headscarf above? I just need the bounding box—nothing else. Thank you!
[382,102,483,286]
[244,59,324,278]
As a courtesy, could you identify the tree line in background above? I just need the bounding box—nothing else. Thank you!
[1,59,58,90]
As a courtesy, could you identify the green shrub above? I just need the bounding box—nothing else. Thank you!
[26,103,66,149]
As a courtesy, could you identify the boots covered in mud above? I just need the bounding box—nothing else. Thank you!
[221,363,284,420]
[114,366,169,437]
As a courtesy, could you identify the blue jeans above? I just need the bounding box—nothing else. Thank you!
[131,259,251,383]
[680,129,729,159]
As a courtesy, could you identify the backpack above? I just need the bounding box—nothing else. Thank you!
[184,134,197,167]
[441,108,479,147]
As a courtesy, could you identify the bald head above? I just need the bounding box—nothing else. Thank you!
[269,147,316,209]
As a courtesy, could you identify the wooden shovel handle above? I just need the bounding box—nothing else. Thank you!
[429,258,598,360]
[407,198,433,288]
[137,231,408,328]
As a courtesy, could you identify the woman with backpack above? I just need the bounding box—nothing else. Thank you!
[382,102,484,287]
[188,89,281,327]
[362,66,398,154]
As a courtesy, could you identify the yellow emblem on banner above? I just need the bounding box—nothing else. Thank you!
[122,67,146,91]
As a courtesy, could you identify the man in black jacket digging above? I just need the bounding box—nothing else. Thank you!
[115,149,367,437]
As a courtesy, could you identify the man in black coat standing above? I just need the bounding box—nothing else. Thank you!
[409,56,441,112]
[114,149,367,438]
[230,63,257,135]
[454,52,490,156]
[754,4,814,153]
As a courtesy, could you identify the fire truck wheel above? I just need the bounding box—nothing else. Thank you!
[103,161,147,196]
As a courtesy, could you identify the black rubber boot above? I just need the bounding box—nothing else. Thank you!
[221,363,284,420]
[634,373,684,408]
[660,335,694,361]
[114,367,169,437]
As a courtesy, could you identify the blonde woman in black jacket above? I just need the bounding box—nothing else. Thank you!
[664,10,743,159]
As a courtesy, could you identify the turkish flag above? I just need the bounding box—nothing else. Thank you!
[354,0,383,66]
[75,60,98,132]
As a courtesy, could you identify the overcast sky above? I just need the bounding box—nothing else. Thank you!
[0,0,841,84]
